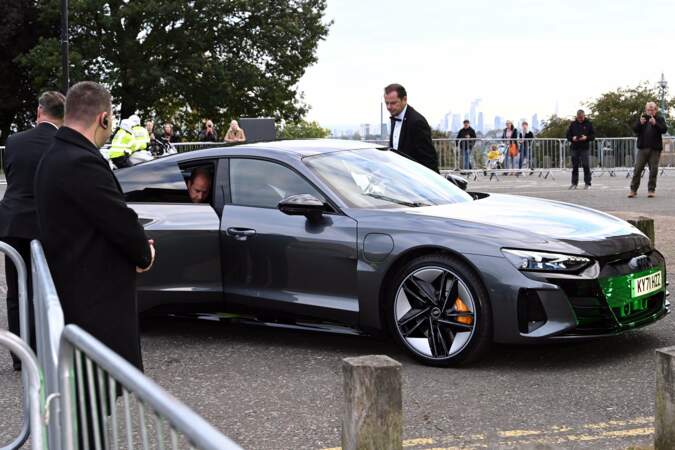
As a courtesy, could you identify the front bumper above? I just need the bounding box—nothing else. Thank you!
[474,249,670,344]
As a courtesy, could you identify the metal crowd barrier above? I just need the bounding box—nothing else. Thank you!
[0,241,31,450]
[31,240,65,450]
[25,240,244,449]
[0,330,45,450]
[172,142,224,153]
[58,325,243,450]
[364,137,674,179]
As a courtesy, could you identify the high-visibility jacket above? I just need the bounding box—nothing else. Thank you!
[108,128,134,159]
[131,125,150,151]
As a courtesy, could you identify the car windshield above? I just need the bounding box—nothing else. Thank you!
[304,148,472,209]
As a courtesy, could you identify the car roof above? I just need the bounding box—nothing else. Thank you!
[172,139,385,161]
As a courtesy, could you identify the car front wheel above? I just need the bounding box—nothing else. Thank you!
[386,254,492,366]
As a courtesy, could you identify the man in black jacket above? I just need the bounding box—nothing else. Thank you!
[628,102,668,198]
[0,91,64,370]
[384,84,439,172]
[35,81,155,370]
[566,109,595,189]
[456,120,476,171]
[519,121,535,169]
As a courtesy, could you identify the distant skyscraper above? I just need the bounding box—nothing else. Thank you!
[451,114,462,133]
[477,112,484,134]
[444,112,452,132]
[554,100,560,117]
[469,98,481,126]
[359,123,371,138]
[531,114,540,131]
[494,115,504,131]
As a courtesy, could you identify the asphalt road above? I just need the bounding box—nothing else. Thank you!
[1,171,674,450]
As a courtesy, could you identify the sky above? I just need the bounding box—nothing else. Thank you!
[297,0,675,131]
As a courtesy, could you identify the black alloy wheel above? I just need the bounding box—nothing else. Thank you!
[387,254,491,366]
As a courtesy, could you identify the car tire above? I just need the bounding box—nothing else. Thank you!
[385,254,492,366]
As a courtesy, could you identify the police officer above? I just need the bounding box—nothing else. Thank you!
[108,118,134,168]
[129,114,150,152]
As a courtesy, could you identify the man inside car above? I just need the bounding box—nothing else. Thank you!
[187,168,212,203]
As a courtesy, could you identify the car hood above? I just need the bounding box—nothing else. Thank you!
[352,193,650,257]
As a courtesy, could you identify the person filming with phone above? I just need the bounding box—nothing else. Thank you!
[628,101,668,198]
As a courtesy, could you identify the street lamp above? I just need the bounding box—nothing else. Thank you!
[60,0,69,93]
[657,72,668,113]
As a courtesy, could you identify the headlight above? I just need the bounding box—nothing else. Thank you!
[502,249,591,273]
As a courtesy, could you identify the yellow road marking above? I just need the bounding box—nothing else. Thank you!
[497,429,542,438]
[319,416,655,449]
[403,438,435,446]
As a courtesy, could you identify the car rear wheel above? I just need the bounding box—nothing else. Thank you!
[386,254,492,366]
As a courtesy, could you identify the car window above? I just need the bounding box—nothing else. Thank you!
[119,160,191,203]
[230,159,324,208]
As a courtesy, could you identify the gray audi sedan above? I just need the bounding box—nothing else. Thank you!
[116,140,669,366]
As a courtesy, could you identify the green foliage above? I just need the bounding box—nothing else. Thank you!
[5,0,331,141]
[537,115,571,138]
[431,128,449,139]
[276,120,330,139]
[0,0,46,143]
[586,82,673,137]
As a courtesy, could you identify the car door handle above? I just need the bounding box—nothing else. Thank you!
[227,227,256,241]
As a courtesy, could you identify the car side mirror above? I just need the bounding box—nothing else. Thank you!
[445,173,468,191]
[278,194,326,221]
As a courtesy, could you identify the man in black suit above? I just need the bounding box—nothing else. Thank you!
[384,83,439,172]
[0,91,65,370]
[35,81,155,371]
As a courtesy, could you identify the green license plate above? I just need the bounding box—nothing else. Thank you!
[599,266,665,319]
[631,271,663,298]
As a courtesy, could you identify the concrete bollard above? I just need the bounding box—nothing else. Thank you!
[342,355,402,450]
[655,347,675,450]
[627,216,655,244]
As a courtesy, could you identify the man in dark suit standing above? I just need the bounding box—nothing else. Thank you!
[35,81,155,370]
[0,91,65,370]
[384,83,439,172]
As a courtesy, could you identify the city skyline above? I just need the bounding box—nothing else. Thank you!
[298,0,675,133]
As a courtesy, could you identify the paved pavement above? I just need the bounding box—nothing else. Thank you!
[1,171,674,449]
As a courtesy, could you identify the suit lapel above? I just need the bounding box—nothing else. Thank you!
[399,106,411,150]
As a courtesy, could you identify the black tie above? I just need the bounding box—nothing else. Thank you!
[389,117,400,148]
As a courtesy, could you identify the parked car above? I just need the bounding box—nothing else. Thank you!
[115,140,669,366]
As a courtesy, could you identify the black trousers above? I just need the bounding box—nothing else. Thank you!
[3,237,35,365]
[571,148,591,186]
[630,148,661,193]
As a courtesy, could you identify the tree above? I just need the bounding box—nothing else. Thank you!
[276,119,329,139]
[586,82,673,137]
[537,115,570,139]
[15,0,330,136]
[0,0,48,144]
[431,128,449,139]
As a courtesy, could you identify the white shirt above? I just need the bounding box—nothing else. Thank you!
[391,105,407,150]
[38,120,59,129]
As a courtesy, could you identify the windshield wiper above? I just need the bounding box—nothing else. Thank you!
[364,192,430,208]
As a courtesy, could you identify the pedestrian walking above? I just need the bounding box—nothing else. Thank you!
[628,101,668,198]
[456,120,476,172]
[35,81,155,371]
[519,121,534,169]
[0,91,64,370]
[566,109,595,189]
[502,121,520,174]
[384,83,439,172]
